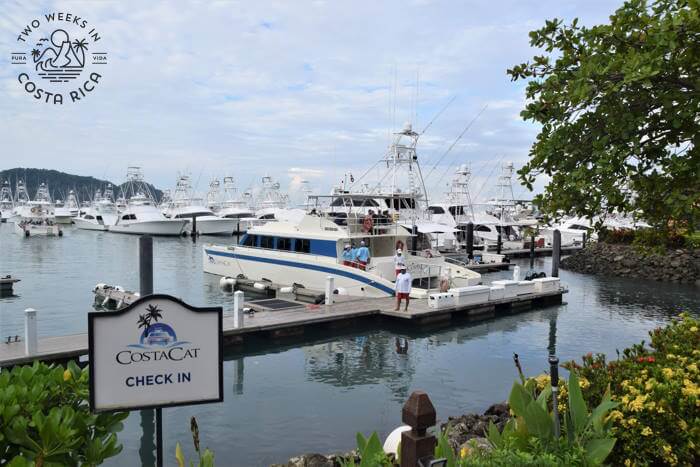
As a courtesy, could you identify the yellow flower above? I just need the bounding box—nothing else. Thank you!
[688,363,698,373]
[679,420,688,430]
[624,459,632,467]
[628,395,647,412]
[579,377,590,389]
[460,446,470,458]
[690,326,698,332]
[606,410,623,422]
[640,426,653,436]
[63,369,72,382]
[662,367,674,379]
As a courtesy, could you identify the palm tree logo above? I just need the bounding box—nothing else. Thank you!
[137,304,163,337]
[31,49,40,60]
[71,37,88,67]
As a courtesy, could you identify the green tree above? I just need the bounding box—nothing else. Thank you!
[509,0,700,234]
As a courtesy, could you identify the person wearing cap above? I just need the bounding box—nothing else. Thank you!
[393,248,406,277]
[341,243,354,266]
[355,240,370,270]
[394,266,412,311]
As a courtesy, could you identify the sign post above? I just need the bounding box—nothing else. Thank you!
[88,294,223,465]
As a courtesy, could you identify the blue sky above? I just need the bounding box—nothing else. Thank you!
[1,0,617,204]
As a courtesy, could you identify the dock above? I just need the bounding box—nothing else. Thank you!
[0,287,566,368]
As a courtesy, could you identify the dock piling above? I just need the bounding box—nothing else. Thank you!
[233,291,244,328]
[24,308,37,356]
[325,276,335,305]
[513,265,520,281]
[497,233,502,254]
[191,216,197,242]
[552,230,561,278]
[139,236,154,296]
[466,222,474,260]
[582,232,587,248]
[529,234,535,269]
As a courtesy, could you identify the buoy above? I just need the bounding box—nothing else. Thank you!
[279,286,293,294]
[58,230,63,237]
[383,425,411,455]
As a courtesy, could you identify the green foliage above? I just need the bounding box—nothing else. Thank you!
[0,361,128,466]
[340,432,394,467]
[486,372,617,466]
[509,0,700,235]
[175,416,215,467]
[562,313,700,466]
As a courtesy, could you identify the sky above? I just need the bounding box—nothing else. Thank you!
[1,0,618,205]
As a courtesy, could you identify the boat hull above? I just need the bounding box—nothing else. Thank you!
[109,220,187,236]
[203,245,398,298]
[185,217,238,236]
[14,222,62,237]
[73,217,109,231]
[53,215,74,225]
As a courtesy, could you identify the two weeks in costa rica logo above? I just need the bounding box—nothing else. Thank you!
[10,12,107,104]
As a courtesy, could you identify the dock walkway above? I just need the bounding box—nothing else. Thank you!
[0,288,565,368]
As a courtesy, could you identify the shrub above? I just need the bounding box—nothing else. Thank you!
[562,314,700,466]
[0,361,128,466]
[175,416,215,467]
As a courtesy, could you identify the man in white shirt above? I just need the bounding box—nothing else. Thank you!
[393,248,406,277]
[394,266,412,311]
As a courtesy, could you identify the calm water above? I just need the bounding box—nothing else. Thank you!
[1,223,698,466]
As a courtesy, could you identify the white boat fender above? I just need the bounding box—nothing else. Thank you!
[94,283,106,292]
[219,277,236,291]
[279,286,294,294]
[253,282,268,290]
[383,425,411,455]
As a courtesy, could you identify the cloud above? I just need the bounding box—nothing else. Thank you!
[0,0,615,200]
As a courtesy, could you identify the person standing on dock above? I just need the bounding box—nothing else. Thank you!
[394,266,412,311]
[356,240,370,270]
[393,248,406,277]
[341,243,354,267]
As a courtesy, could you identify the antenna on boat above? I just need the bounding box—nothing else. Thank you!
[424,103,488,183]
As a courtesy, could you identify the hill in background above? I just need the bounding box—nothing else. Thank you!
[0,168,163,203]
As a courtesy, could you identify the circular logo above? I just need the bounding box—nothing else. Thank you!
[10,12,107,104]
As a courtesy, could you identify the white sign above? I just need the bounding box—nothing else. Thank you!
[89,295,223,412]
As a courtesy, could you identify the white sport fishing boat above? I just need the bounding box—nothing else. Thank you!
[207,177,261,233]
[204,195,481,298]
[108,167,187,236]
[163,175,238,235]
[14,199,62,237]
[73,185,118,231]
[8,180,31,223]
[0,181,13,223]
[53,190,80,224]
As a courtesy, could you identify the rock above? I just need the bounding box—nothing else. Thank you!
[281,454,335,467]
[461,437,492,456]
[613,255,624,262]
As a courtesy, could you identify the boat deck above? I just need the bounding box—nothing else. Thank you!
[0,288,565,368]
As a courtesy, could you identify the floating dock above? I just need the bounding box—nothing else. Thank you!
[0,276,20,296]
[0,286,565,368]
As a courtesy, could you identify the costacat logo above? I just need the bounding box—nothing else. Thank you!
[10,12,107,104]
[115,304,200,365]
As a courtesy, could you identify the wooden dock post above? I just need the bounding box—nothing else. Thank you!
[497,232,502,254]
[466,222,474,260]
[233,290,244,328]
[400,391,437,467]
[552,229,561,278]
[529,234,535,269]
[24,308,37,356]
[191,216,197,242]
[325,276,335,305]
[582,232,587,248]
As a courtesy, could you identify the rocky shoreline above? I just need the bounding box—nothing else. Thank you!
[561,243,700,285]
[270,403,510,467]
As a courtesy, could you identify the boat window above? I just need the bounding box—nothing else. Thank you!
[96,216,103,221]
[241,234,256,247]
[277,237,292,251]
[85,215,94,220]
[294,238,310,253]
[259,214,275,220]
[176,211,211,218]
[260,236,274,249]
[570,224,588,230]
[428,206,445,214]
[121,214,136,220]
[475,225,491,232]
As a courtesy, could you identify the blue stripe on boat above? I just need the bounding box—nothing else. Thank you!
[205,248,395,295]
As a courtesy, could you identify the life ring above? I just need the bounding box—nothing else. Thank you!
[395,240,404,251]
[362,215,373,233]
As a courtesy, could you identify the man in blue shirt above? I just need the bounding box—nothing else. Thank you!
[356,240,370,270]
[341,243,354,266]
